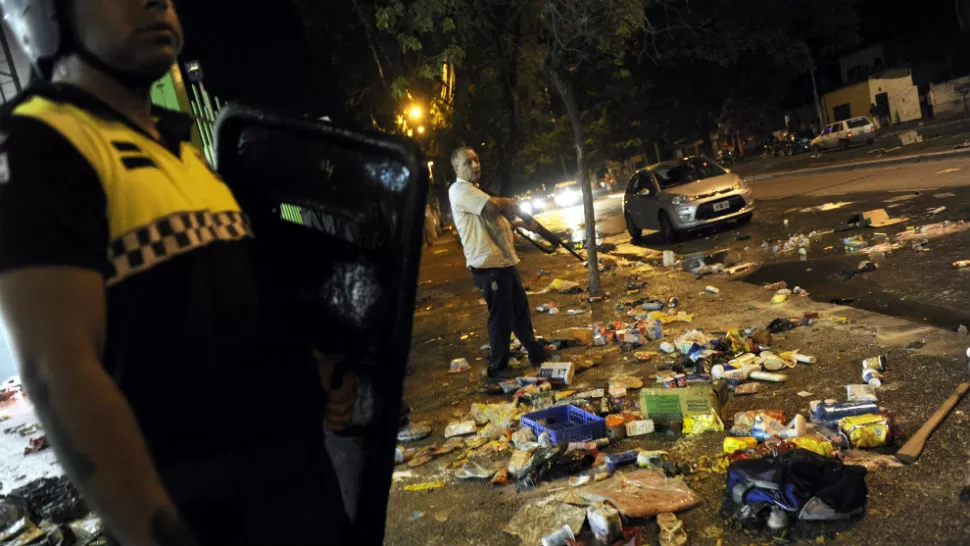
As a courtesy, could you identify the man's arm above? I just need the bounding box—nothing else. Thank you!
[0,267,196,546]
[482,196,516,219]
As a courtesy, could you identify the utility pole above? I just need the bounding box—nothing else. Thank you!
[810,62,824,129]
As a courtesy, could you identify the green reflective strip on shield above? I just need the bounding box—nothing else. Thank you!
[280,203,305,224]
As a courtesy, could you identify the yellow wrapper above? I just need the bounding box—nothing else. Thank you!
[839,413,890,448]
[790,436,836,456]
[684,409,724,435]
[723,436,759,453]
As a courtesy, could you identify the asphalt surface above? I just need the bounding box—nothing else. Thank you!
[535,156,970,330]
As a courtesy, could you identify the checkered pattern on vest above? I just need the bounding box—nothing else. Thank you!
[107,210,253,286]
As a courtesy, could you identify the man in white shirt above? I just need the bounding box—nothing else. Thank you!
[449,147,547,379]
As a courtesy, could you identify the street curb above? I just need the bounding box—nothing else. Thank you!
[745,147,970,183]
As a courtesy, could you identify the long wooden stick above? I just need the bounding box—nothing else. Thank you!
[896,382,970,464]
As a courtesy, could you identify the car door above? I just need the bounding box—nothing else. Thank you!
[633,173,663,229]
[828,122,844,148]
[627,172,653,227]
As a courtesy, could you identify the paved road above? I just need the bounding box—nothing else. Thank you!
[535,158,970,330]
[536,156,970,242]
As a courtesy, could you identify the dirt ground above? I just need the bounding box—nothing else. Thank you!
[386,228,970,545]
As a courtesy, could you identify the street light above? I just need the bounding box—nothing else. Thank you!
[408,105,423,121]
[417,126,426,135]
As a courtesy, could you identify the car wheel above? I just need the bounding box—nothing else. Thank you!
[625,212,643,243]
[839,139,850,151]
[812,144,821,154]
[737,213,753,226]
[658,212,678,244]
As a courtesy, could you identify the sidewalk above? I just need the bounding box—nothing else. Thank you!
[387,237,970,545]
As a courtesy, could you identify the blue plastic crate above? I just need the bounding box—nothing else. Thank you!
[520,405,606,444]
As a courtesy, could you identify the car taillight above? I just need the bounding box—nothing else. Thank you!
[847,132,853,137]
[870,126,876,132]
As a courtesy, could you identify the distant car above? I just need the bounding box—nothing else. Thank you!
[810,116,876,152]
[516,190,550,216]
[623,157,755,243]
[551,181,582,208]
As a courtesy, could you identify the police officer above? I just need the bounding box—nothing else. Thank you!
[0,1,354,544]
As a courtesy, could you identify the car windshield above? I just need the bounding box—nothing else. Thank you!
[652,158,726,189]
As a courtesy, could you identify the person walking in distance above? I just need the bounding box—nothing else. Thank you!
[449,147,547,379]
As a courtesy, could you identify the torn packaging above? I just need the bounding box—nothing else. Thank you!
[579,469,700,518]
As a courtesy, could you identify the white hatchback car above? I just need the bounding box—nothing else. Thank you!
[623,157,754,243]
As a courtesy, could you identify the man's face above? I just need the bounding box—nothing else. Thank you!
[455,149,481,183]
[73,0,184,81]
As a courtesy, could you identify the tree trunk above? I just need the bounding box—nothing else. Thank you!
[546,65,601,296]
[490,4,523,196]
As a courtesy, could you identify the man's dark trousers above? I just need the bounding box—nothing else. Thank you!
[471,266,545,372]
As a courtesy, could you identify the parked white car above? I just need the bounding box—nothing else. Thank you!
[810,116,877,152]
[623,157,754,243]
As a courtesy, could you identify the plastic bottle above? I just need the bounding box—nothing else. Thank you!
[705,286,720,294]
[541,525,575,546]
[809,400,880,425]
[862,368,883,387]
[954,260,970,269]
[749,370,787,382]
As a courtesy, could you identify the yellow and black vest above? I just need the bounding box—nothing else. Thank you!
[13,93,252,286]
[0,85,322,465]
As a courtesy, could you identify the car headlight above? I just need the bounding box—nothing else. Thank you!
[518,201,533,215]
[671,195,690,205]
[533,199,547,210]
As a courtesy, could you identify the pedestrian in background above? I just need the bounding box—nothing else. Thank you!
[448,147,548,380]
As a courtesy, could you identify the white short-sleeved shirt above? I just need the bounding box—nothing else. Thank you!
[449,179,519,269]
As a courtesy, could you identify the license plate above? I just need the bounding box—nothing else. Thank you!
[713,201,730,212]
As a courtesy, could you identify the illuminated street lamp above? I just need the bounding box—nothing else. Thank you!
[408,105,423,121]
[417,126,426,135]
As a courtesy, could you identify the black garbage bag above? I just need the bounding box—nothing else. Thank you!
[725,450,867,531]
[9,477,89,524]
[767,318,798,334]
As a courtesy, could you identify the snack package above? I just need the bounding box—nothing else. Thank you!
[724,436,759,453]
[731,410,786,436]
[684,409,724,435]
[839,413,891,448]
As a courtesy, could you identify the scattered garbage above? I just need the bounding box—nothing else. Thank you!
[449,358,471,374]
[579,469,701,518]
[657,511,687,546]
[538,362,576,386]
[704,285,720,295]
[505,501,586,546]
[444,420,477,438]
[725,450,867,532]
[587,502,623,543]
[404,481,444,492]
[23,436,48,454]
[546,279,583,294]
[842,449,903,471]
[541,525,576,546]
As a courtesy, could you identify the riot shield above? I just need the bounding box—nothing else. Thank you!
[214,105,428,544]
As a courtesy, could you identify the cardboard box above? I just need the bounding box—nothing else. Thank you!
[538,361,576,386]
[638,384,725,424]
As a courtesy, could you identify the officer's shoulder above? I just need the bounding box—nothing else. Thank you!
[0,111,74,152]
